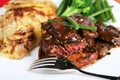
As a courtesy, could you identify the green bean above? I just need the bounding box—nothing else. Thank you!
[94,0,108,21]
[56,0,68,16]
[104,0,116,22]
[62,16,97,31]
[62,16,80,30]
[89,6,113,18]
[101,0,110,20]
[48,19,72,27]
[78,24,97,31]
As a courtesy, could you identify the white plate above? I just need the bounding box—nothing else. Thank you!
[0,0,120,80]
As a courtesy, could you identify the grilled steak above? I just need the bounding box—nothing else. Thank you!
[95,22,120,46]
[39,14,120,68]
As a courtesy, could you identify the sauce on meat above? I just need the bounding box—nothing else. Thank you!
[38,14,120,68]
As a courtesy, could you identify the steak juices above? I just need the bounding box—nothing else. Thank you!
[38,14,120,68]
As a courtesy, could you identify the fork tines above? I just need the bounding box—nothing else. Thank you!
[29,57,58,70]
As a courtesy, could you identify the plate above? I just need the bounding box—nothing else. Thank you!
[0,0,120,80]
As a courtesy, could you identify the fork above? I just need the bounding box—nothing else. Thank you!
[29,56,120,80]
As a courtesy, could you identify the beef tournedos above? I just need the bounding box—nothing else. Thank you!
[38,14,120,68]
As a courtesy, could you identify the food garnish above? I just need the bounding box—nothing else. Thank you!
[62,16,97,31]
[48,16,97,31]
[57,0,116,23]
[94,0,116,22]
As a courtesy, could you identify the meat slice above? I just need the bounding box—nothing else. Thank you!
[39,14,120,68]
[95,22,120,46]
[39,16,99,68]
[39,19,88,57]
[70,14,95,26]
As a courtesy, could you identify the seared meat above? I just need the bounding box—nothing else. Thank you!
[71,14,98,47]
[71,14,95,26]
[96,22,120,46]
[39,16,98,68]
[40,18,88,56]
[39,14,120,68]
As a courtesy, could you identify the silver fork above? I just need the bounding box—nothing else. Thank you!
[29,56,120,80]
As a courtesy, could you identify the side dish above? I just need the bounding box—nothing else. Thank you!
[57,0,116,23]
[0,0,56,59]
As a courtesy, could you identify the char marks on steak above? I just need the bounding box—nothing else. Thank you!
[39,14,120,68]
[40,17,88,58]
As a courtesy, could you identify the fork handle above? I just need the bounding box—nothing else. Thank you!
[74,66,120,80]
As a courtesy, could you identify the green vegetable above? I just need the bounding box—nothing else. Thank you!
[48,19,56,23]
[56,0,70,16]
[48,17,97,31]
[62,16,80,30]
[61,0,83,16]
[104,0,116,22]
[94,0,109,22]
[57,0,94,17]
[62,16,97,31]
[48,19,72,27]
[81,0,95,16]
[89,6,113,18]
[56,0,116,23]
[101,0,110,20]
[78,24,97,31]
[93,0,116,22]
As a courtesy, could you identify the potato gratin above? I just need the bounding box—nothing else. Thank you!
[0,0,56,59]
